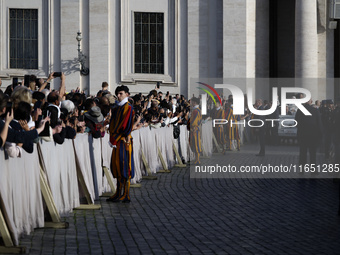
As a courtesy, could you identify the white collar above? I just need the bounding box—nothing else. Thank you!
[117,97,128,106]
[194,105,199,109]
[216,107,221,110]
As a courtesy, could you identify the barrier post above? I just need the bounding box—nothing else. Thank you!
[39,168,69,229]
[141,150,157,180]
[212,133,222,153]
[131,183,142,188]
[0,209,13,247]
[173,141,186,168]
[101,167,116,197]
[37,144,69,229]
[157,147,171,173]
[0,207,25,253]
[201,147,209,159]
[73,151,101,210]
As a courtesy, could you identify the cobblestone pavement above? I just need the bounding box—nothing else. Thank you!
[18,144,340,255]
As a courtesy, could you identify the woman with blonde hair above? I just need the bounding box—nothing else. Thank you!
[11,86,32,109]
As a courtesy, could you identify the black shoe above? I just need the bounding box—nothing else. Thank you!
[122,198,131,203]
[106,197,120,203]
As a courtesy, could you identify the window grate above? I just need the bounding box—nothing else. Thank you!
[9,9,38,69]
[134,12,164,74]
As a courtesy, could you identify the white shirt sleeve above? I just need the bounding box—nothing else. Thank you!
[170,117,178,124]
[5,142,22,158]
[164,117,170,126]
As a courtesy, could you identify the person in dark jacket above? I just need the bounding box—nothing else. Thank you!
[254,99,266,156]
[11,101,35,153]
[295,99,323,165]
[0,92,49,145]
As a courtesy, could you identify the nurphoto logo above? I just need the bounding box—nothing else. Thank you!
[197,82,312,128]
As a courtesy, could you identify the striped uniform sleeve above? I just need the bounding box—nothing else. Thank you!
[225,108,232,121]
[109,103,134,145]
[191,109,200,127]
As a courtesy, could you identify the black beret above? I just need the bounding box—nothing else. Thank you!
[115,85,129,96]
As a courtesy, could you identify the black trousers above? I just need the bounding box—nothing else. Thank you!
[299,136,318,165]
[258,127,265,154]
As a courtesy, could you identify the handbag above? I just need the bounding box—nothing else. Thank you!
[173,125,180,139]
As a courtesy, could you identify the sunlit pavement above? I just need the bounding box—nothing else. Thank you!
[19,144,340,255]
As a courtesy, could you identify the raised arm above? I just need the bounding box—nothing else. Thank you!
[0,109,14,147]
[38,72,54,92]
[59,72,66,99]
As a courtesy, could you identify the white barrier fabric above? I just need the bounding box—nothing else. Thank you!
[0,145,44,245]
[39,139,80,215]
[101,134,116,192]
[201,121,213,157]
[179,125,189,162]
[139,127,160,174]
[73,134,95,203]
[90,137,103,198]
[131,130,142,184]
[101,134,111,169]
[239,125,245,145]
[0,124,213,246]
[154,128,168,170]
[164,126,175,168]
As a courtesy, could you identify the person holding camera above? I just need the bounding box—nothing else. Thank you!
[0,91,49,150]
[6,101,36,155]
[42,72,66,143]
[0,106,14,148]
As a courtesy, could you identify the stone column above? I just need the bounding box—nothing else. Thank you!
[295,0,319,99]
[178,0,188,97]
[295,0,318,78]
[223,0,248,98]
[187,0,200,97]
[89,0,109,95]
[60,0,81,92]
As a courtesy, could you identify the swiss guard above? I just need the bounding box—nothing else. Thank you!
[225,98,241,151]
[189,97,202,164]
[107,85,135,203]
[213,100,226,153]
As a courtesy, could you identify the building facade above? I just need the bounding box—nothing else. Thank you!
[0,0,339,101]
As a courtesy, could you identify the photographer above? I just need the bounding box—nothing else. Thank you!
[38,72,55,92]
[0,92,14,147]
[0,92,49,149]
[7,101,36,155]
[60,100,77,139]
[45,90,66,144]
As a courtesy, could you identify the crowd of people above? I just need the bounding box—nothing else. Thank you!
[0,74,194,202]
[0,75,191,151]
[2,73,340,201]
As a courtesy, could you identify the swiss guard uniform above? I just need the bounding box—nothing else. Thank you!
[108,97,135,203]
[225,105,241,151]
[189,104,202,164]
[213,106,226,152]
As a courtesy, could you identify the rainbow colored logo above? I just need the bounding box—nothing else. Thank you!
[197,82,222,106]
